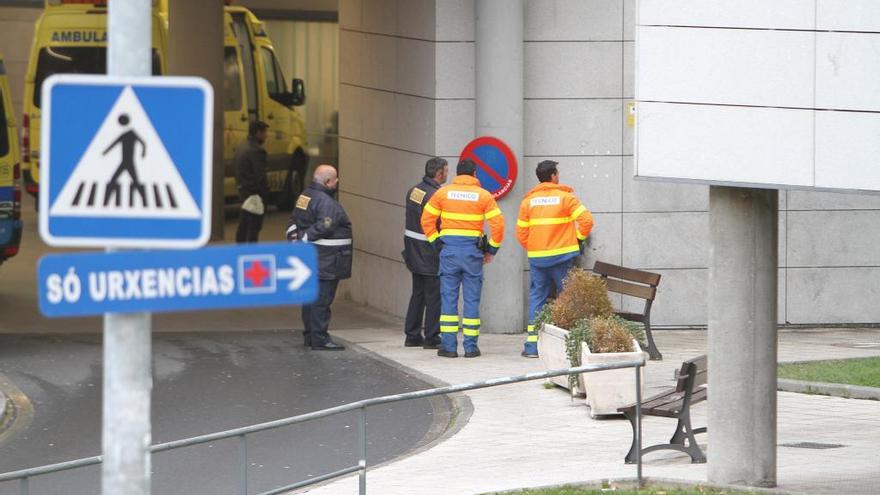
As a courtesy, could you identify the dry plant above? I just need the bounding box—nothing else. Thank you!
[550,268,613,329]
[588,315,635,353]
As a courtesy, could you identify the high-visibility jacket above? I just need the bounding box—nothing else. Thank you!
[420,175,505,255]
[516,182,593,267]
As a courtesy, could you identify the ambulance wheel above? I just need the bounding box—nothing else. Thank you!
[276,148,307,211]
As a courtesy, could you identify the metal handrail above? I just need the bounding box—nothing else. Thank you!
[0,359,646,495]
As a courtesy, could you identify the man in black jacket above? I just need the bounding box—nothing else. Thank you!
[402,157,447,348]
[235,120,270,243]
[288,164,351,350]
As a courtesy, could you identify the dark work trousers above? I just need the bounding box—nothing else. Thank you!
[236,210,264,243]
[404,273,440,343]
[302,279,340,347]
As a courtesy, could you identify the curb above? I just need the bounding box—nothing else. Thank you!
[0,389,7,428]
[778,378,880,401]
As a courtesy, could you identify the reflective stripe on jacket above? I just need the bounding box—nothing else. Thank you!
[516,182,593,266]
[403,176,442,275]
[420,175,505,254]
[289,182,354,280]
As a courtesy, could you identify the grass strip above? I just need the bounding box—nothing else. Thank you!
[495,486,756,495]
[778,357,880,388]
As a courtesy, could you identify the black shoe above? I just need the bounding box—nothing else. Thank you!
[423,339,441,350]
[437,349,458,358]
[303,340,312,347]
[404,338,424,347]
[464,349,481,358]
[311,342,345,351]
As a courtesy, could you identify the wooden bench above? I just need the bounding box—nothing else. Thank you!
[618,354,707,464]
[592,261,663,360]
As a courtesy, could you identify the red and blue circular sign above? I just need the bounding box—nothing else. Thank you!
[459,136,518,200]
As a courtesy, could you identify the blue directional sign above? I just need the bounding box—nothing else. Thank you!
[39,74,213,248]
[37,243,318,317]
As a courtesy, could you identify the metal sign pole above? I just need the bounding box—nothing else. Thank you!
[104,1,153,494]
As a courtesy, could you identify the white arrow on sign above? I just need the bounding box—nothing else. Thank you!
[276,256,312,291]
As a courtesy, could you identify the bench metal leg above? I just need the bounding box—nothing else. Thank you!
[667,412,706,463]
[643,316,662,361]
[622,408,640,464]
[622,410,706,464]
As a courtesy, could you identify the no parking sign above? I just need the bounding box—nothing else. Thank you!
[459,136,518,200]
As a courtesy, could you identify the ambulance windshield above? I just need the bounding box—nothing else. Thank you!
[33,47,161,108]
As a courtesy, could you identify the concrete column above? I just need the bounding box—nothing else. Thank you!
[707,186,778,487]
[475,0,525,334]
[167,0,225,240]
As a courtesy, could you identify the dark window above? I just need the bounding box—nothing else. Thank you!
[33,47,161,108]
[0,89,8,157]
[260,47,279,96]
[231,14,258,118]
[223,47,243,111]
[272,51,287,94]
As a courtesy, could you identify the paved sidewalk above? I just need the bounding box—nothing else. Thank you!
[299,326,880,495]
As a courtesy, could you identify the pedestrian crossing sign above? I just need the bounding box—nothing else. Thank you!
[39,75,213,248]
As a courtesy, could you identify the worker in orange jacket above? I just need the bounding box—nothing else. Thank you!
[517,160,594,358]
[421,159,505,358]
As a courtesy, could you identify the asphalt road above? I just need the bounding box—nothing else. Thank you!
[0,332,448,495]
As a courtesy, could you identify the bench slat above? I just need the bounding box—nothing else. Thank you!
[646,388,707,418]
[605,278,656,301]
[593,261,661,286]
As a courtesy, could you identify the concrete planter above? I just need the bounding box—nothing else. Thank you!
[537,323,585,396]
[580,340,646,418]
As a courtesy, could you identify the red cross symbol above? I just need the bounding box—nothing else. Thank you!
[244,260,270,287]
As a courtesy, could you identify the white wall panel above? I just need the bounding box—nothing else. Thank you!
[787,268,880,323]
[582,213,622,267]
[436,0,474,41]
[817,0,880,32]
[525,0,623,41]
[816,33,880,112]
[522,156,623,213]
[638,26,815,108]
[787,190,880,210]
[622,212,708,269]
[788,210,880,267]
[638,0,815,30]
[436,42,475,99]
[525,42,622,99]
[637,102,814,186]
[525,99,621,156]
[396,38,437,98]
[815,111,880,192]
[623,158,708,212]
[435,100,474,157]
[398,0,437,40]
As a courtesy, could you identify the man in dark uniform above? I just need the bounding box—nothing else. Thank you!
[402,157,448,349]
[287,164,351,350]
[235,120,270,243]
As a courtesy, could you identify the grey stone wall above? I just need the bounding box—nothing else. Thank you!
[339,0,880,327]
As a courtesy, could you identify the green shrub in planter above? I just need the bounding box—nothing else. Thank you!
[563,315,646,390]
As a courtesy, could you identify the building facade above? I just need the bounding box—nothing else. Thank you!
[338,0,880,328]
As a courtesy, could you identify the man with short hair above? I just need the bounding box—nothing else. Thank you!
[235,120,270,243]
[421,159,505,358]
[402,158,448,348]
[288,164,352,350]
[516,160,594,358]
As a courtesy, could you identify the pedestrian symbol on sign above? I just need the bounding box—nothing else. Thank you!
[49,85,200,218]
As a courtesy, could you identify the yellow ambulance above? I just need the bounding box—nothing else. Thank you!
[21,0,308,210]
[1,55,22,265]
